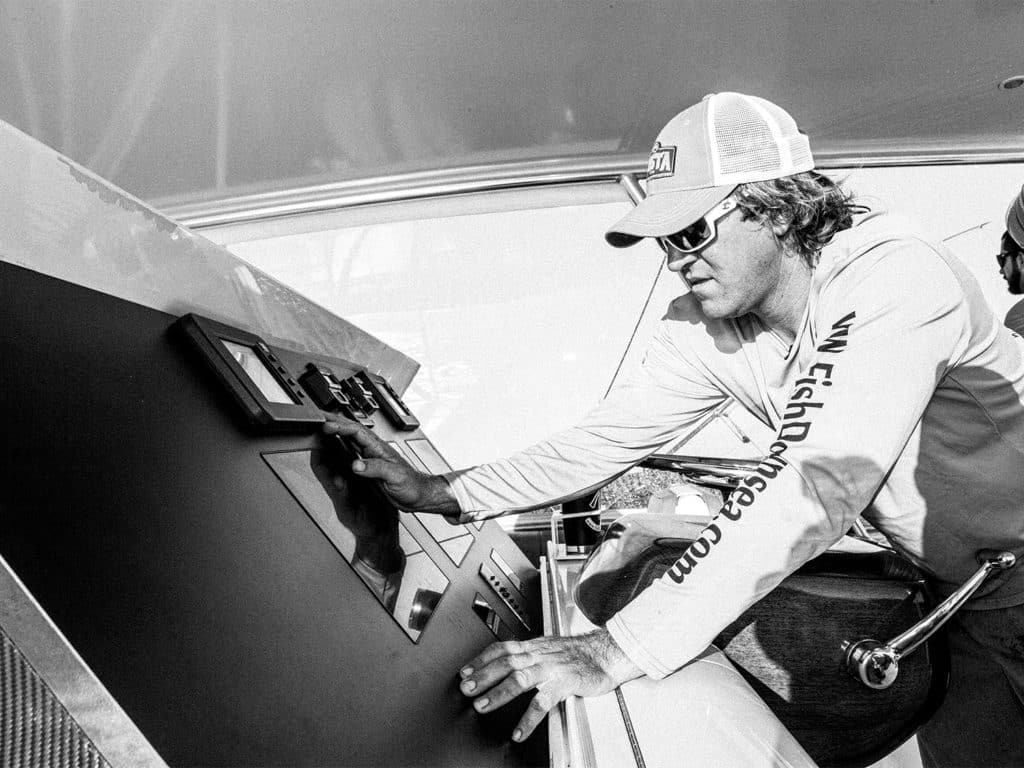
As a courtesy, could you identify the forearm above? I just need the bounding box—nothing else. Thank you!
[445,417,690,518]
[447,316,723,519]
[589,626,645,687]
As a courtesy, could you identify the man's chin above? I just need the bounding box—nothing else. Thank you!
[695,301,737,320]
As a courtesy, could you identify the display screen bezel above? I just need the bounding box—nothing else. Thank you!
[178,313,325,430]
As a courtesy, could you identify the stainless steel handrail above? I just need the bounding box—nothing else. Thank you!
[160,155,635,229]
[161,148,1024,230]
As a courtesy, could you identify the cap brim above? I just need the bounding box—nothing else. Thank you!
[605,184,735,248]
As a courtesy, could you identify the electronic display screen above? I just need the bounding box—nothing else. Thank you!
[263,449,449,642]
[222,340,295,405]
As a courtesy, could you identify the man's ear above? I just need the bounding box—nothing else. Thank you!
[770,217,791,238]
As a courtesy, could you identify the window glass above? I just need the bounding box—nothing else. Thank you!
[225,192,669,467]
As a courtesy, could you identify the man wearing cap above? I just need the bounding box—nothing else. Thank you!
[999,185,1024,335]
[328,93,1024,767]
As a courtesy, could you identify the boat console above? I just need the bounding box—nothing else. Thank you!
[0,260,543,766]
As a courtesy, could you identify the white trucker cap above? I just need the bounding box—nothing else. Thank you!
[606,92,815,248]
[1007,184,1024,248]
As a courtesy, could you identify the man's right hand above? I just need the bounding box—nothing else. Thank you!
[323,416,460,516]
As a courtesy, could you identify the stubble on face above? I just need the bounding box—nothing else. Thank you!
[684,215,789,320]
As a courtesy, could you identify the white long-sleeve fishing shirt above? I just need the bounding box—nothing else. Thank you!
[444,212,1024,679]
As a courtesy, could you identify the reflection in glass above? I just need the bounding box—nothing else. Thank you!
[472,593,515,641]
[264,449,448,642]
[388,442,476,561]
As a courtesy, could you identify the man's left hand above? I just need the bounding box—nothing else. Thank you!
[459,628,643,741]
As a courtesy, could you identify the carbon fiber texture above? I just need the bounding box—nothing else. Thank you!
[1,628,110,768]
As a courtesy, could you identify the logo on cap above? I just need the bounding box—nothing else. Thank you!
[647,142,676,180]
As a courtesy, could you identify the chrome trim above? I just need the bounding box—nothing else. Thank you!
[618,173,646,205]
[540,554,571,768]
[814,148,1024,167]
[163,149,1024,231]
[641,452,762,487]
[162,155,636,229]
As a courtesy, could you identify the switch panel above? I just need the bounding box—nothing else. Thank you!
[340,372,379,414]
[357,370,420,431]
[489,549,525,596]
[479,561,530,631]
[299,363,374,426]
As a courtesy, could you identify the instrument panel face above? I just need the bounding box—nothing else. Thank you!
[264,450,449,642]
[179,310,486,598]
[175,311,542,650]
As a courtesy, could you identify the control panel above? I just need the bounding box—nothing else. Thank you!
[179,313,421,437]
[480,554,532,632]
[299,363,376,427]
[489,549,526,595]
[175,311,535,647]
[359,370,420,431]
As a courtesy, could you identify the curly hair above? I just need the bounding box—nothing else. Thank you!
[733,172,868,265]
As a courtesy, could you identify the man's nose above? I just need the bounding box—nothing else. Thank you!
[665,248,698,273]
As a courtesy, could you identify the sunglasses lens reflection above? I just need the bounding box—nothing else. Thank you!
[668,219,711,252]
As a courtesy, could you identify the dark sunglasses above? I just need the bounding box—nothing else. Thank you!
[998,233,1021,267]
[659,198,737,254]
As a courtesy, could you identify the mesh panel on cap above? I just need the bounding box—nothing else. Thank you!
[714,98,781,176]
[786,135,813,168]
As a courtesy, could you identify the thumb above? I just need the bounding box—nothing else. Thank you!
[352,456,407,487]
